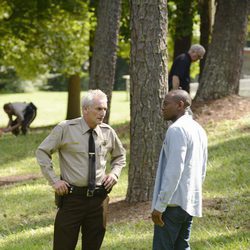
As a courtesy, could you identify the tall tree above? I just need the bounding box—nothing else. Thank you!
[88,0,99,75]
[126,0,168,202]
[89,0,121,123]
[195,0,249,101]
[66,75,81,119]
[168,0,197,59]
[198,0,212,77]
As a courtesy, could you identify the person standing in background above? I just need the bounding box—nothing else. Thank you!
[168,44,206,93]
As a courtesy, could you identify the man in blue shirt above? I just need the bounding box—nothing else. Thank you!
[151,90,208,250]
[168,44,205,93]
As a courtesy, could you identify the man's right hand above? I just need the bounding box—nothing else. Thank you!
[2,127,11,133]
[53,180,70,196]
[151,209,165,227]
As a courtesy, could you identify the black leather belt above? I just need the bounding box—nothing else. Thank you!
[68,185,108,197]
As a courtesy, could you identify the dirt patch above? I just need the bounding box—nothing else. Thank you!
[0,173,41,186]
[192,95,250,125]
[108,198,151,223]
[107,198,230,223]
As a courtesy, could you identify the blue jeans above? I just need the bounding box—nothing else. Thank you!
[153,206,193,250]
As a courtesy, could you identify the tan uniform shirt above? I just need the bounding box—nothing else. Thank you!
[36,117,126,187]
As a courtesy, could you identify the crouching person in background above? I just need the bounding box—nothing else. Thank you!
[2,102,37,135]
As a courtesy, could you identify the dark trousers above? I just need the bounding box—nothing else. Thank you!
[53,194,109,250]
[11,102,37,135]
[153,206,193,250]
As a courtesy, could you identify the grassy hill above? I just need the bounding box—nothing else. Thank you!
[0,91,249,249]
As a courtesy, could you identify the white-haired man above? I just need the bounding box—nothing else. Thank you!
[168,44,206,93]
[36,89,126,250]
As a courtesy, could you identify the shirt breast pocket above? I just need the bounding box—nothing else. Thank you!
[98,141,111,157]
[63,143,88,155]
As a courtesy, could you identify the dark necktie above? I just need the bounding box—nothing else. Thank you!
[88,129,96,192]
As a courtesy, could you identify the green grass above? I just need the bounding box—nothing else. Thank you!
[0,91,130,128]
[0,91,249,249]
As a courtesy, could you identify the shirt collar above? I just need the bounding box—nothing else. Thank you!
[80,117,102,137]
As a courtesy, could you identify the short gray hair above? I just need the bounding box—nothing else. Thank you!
[82,89,107,108]
[189,44,206,56]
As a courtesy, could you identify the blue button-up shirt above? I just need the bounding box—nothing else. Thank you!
[151,114,208,217]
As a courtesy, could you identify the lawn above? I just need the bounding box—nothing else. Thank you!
[0,91,130,128]
[0,91,249,249]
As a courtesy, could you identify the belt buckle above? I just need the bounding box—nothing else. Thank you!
[87,189,94,197]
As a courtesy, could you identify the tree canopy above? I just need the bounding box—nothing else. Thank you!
[0,0,90,79]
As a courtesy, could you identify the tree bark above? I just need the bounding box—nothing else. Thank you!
[195,0,249,101]
[126,0,168,203]
[66,75,81,120]
[89,0,121,124]
[88,0,99,75]
[198,0,212,79]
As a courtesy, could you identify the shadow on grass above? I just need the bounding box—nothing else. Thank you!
[207,134,250,193]
[0,181,55,235]
[202,190,250,229]
[1,215,54,237]
[0,132,48,165]
[0,225,53,250]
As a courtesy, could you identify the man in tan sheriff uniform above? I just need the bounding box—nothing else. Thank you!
[36,89,126,250]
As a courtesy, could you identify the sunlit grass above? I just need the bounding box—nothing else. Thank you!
[0,91,129,128]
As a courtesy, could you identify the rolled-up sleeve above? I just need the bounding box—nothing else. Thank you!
[36,125,63,185]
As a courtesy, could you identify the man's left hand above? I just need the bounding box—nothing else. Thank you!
[151,209,164,227]
[102,173,118,191]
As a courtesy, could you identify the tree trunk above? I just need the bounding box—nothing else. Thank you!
[173,0,195,59]
[195,0,249,101]
[198,0,212,79]
[126,0,168,203]
[89,0,121,124]
[66,75,81,120]
[88,0,99,75]
[174,36,192,59]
